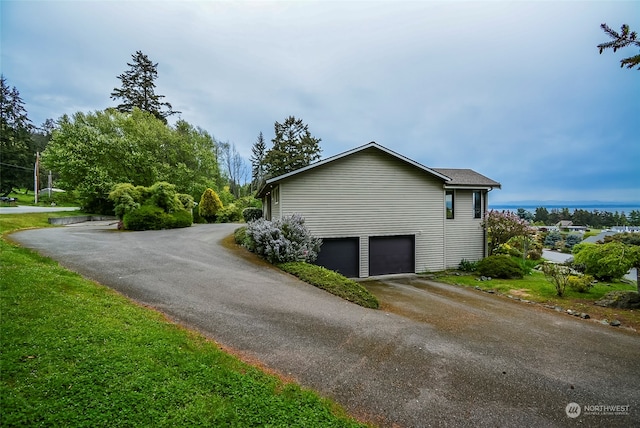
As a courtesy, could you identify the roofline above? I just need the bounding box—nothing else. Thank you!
[258,142,451,195]
[443,184,502,190]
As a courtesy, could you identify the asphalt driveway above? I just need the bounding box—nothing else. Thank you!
[9,223,640,427]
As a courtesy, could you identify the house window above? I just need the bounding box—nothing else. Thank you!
[445,190,454,219]
[473,191,482,219]
[272,186,279,204]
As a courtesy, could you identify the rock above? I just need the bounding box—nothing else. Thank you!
[567,309,574,315]
[594,291,640,309]
[610,320,621,327]
[601,320,610,325]
[581,313,590,319]
[554,306,563,312]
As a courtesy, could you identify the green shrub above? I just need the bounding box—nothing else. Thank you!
[123,205,168,231]
[573,242,635,281]
[167,210,193,229]
[243,207,263,222]
[541,262,570,296]
[476,255,524,279]
[199,188,223,223]
[567,274,594,293]
[177,193,194,211]
[544,231,562,248]
[149,182,181,213]
[278,262,379,309]
[216,203,242,223]
[515,257,538,275]
[234,226,250,247]
[109,183,141,219]
[564,234,583,250]
[458,259,478,272]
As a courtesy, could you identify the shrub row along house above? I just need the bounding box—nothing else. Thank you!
[257,142,501,278]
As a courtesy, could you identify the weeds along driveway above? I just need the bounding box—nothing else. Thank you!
[10,223,640,427]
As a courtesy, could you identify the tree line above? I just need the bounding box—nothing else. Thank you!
[516,207,640,228]
[1,51,322,215]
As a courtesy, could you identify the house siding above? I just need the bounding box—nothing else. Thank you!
[276,148,445,277]
[444,190,486,268]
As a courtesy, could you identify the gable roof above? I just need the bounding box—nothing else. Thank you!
[257,142,501,197]
[432,168,502,189]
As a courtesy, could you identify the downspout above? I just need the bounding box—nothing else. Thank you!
[484,188,493,257]
[442,185,447,270]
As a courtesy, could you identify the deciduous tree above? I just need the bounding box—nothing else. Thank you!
[573,241,640,287]
[42,108,219,213]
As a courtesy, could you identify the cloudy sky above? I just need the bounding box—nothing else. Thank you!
[2,1,638,204]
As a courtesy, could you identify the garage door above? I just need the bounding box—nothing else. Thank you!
[314,238,360,278]
[369,235,415,276]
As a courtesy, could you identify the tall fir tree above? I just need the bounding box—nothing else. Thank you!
[263,116,321,178]
[598,24,640,70]
[250,131,267,190]
[110,51,179,123]
[0,75,34,195]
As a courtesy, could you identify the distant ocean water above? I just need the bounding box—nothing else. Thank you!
[490,203,640,213]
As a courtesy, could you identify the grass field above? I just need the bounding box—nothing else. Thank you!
[0,213,365,427]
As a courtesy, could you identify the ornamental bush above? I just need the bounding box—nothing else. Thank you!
[123,204,193,230]
[245,214,321,264]
[123,205,168,231]
[216,203,242,223]
[199,188,223,223]
[476,255,524,279]
[242,207,263,222]
[544,231,563,248]
[564,234,583,251]
[567,274,594,293]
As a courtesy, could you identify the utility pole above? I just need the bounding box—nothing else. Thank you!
[34,152,40,204]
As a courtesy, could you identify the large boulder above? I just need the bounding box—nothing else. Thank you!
[595,291,640,309]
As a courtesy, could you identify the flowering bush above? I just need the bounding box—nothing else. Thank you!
[245,214,322,264]
[482,210,534,255]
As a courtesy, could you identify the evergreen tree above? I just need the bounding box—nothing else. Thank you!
[533,207,549,224]
[199,188,223,223]
[263,116,321,178]
[250,131,267,190]
[0,75,34,195]
[110,51,179,123]
[598,24,640,70]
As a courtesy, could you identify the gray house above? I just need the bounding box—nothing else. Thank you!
[257,143,501,278]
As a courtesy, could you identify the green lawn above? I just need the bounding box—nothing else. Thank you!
[434,270,637,304]
[0,213,365,427]
[432,269,640,330]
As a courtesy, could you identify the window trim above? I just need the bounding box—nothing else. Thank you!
[445,190,454,219]
[473,191,482,219]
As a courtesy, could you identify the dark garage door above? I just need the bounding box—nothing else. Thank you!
[369,235,415,276]
[314,238,359,278]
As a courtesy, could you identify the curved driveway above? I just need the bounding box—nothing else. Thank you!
[10,223,640,427]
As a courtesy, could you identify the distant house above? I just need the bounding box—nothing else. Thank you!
[256,143,501,278]
[555,220,587,232]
